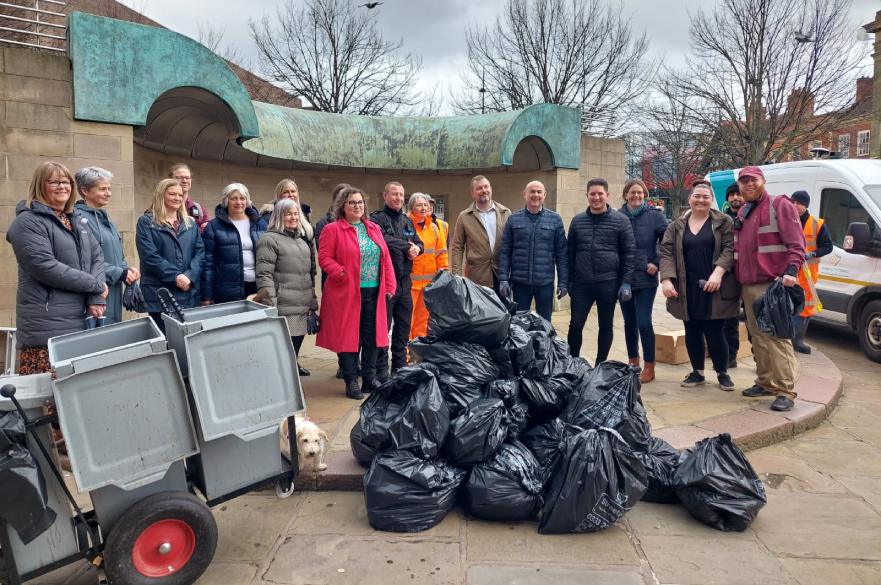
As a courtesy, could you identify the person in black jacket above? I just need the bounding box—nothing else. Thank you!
[370,181,424,379]
[619,179,668,383]
[566,177,636,364]
[722,183,745,367]
[498,180,568,320]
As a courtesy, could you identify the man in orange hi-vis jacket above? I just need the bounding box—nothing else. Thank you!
[789,190,833,354]
[408,192,449,339]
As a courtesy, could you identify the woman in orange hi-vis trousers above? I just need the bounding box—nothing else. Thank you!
[408,192,449,338]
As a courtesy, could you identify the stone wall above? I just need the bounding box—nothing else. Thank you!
[0,47,135,327]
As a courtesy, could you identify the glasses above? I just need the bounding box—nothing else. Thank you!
[346,200,365,207]
[47,180,72,188]
[173,176,192,182]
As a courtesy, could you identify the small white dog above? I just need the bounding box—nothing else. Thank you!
[281,414,328,472]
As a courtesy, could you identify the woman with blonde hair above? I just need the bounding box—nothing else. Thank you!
[256,198,317,376]
[201,183,266,304]
[136,178,205,331]
[7,162,108,374]
[260,178,314,236]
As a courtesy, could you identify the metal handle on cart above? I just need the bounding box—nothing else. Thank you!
[0,384,101,553]
[157,287,186,321]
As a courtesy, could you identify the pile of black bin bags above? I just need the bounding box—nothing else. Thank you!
[352,272,767,534]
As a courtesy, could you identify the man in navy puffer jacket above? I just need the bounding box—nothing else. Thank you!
[498,180,568,320]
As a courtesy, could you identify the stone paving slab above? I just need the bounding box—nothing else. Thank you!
[465,565,649,585]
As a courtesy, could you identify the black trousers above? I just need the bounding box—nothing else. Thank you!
[567,280,618,363]
[684,318,729,373]
[376,278,412,372]
[341,286,379,382]
[723,316,740,360]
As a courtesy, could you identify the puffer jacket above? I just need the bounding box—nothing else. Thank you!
[136,212,205,313]
[201,205,267,303]
[256,229,318,337]
[498,207,568,288]
[567,205,636,285]
[7,200,106,347]
[74,202,129,324]
[620,203,668,290]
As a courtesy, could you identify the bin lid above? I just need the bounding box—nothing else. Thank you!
[53,350,199,493]
[184,316,304,441]
[0,373,53,411]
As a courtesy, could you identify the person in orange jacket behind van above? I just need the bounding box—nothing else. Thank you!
[408,192,449,338]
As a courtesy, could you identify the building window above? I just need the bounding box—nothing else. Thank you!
[838,134,851,158]
[857,130,870,156]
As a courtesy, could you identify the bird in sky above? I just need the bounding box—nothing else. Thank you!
[358,2,383,8]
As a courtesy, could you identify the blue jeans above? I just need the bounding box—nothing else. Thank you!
[620,286,657,362]
[512,282,555,321]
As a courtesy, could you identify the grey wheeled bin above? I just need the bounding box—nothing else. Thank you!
[162,300,305,502]
[0,373,81,579]
[47,317,199,530]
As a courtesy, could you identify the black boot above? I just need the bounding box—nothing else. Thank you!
[362,377,378,394]
[345,378,364,400]
[793,318,812,354]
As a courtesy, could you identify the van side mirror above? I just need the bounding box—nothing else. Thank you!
[844,222,881,258]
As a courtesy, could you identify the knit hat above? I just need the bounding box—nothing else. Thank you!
[790,190,810,206]
[725,183,740,199]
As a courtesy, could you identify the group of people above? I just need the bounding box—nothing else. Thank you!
[9,160,822,412]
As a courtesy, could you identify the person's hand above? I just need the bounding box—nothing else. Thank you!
[201,300,213,306]
[100,283,109,298]
[407,243,420,259]
[618,283,632,302]
[125,268,140,285]
[646,263,658,276]
[805,251,816,260]
[87,304,105,318]
[781,274,798,287]
[557,286,568,300]
[176,274,191,291]
[704,272,722,292]
[661,279,678,298]
[498,281,511,301]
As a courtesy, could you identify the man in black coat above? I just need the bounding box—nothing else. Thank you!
[370,181,424,381]
[722,183,745,367]
[566,177,636,364]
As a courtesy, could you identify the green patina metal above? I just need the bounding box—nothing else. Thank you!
[66,12,580,170]
[67,12,259,138]
[243,102,581,170]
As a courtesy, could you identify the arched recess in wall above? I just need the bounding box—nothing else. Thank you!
[511,135,555,170]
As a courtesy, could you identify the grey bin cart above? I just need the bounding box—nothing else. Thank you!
[47,318,199,494]
[0,373,80,578]
[162,301,305,502]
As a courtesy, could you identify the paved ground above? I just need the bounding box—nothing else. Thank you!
[34,303,881,585]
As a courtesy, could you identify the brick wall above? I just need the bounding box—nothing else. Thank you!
[0,47,135,327]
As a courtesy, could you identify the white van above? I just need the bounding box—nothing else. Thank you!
[707,159,881,362]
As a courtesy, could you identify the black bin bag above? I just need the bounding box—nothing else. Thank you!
[562,361,651,450]
[538,428,647,534]
[465,440,543,521]
[410,337,500,416]
[423,270,511,348]
[491,324,534,378]
[633,437,681,504]
[364,450,467,532]
[753,279,805,339]
[443,398,508,466]
[484,379,529,437]
[511,311,556,337]
[519,377,570,424]
[0,412,57,544]
[349,365,449,466]
[520,418,573,485]
[672,433,766,532]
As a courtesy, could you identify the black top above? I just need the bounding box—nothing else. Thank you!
[566,205,636,285]
[683,218,715,321]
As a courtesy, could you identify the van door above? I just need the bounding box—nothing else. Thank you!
[815,181,880,318]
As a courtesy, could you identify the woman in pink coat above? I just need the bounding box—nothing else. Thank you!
[317,187,396,399]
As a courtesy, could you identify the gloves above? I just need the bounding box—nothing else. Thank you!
[498,281,512,301]
[123,282,146,313]
[306,312,320,335]
[618,283,633,303]
[805,251,816,260]
[557,286,568,300]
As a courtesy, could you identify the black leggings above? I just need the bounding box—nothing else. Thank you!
[684,319,729,373]
[291,335,304,356]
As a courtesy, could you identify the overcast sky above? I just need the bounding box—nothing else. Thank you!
[122,0,881,111]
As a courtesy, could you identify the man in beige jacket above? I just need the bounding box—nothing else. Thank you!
[450,175,512,292]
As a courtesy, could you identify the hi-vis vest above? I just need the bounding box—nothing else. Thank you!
[797,215,824,317]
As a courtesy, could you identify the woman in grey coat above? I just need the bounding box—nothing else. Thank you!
[74,167,140,324]
[6,162,108,374]
[256,198,318,377]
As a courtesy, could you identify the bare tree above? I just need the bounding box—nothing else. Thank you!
[673,0,864,167]
[248,0,421,115]
[196,22,244,65]
[455,0,653,136]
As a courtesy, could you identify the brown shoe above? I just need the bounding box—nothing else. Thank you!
[640,362,655,383]
[628,357,641,367]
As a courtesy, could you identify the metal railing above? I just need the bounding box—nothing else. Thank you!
[0,0,67,53]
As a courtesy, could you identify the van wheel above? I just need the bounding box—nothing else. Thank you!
[103,492,217,585]
[858,300,881,363]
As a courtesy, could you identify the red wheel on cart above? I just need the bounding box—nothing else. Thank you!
[103,491,217,585]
